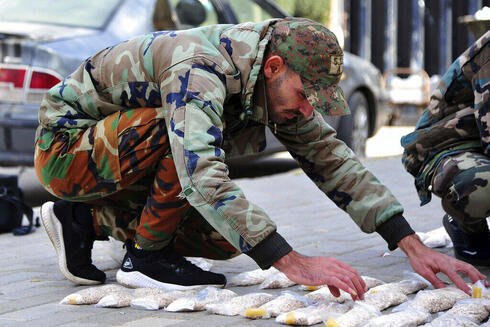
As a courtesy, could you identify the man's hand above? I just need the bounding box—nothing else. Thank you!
[273,250,367,300]
[398,234,489,295]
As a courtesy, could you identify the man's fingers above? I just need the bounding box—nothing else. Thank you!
[418,269,446,289]
[445,269,471,295]
[455,261,488,285]
[327,277,359,300]
[328,285,340,297]
[346,273,366,300]
[330,258,366,298]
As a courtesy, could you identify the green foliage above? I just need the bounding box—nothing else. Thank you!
[274,0,331,25]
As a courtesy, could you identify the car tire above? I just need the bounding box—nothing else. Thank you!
[337,91,369,158]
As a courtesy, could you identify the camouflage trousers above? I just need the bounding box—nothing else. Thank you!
[431,151,490,234]
[34,108,239,259]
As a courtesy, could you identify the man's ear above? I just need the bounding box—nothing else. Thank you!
[263,55,286,79]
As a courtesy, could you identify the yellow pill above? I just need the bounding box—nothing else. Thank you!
[245,308,266,317]
[285,312,296,325]
[473,286,482,299]
[304,285,319,291]
[325,318,341,327]
[68,296,78,305]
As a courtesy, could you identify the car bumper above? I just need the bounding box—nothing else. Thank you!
[0,102,38,166]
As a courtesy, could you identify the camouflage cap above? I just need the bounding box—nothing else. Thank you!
[269,18,349,116]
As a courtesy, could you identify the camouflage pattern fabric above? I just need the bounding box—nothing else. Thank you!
[401,30,490,205]
[35,19,404,257]
[35,107,240,257]
[269,18,348,116]
[431,151,490,234]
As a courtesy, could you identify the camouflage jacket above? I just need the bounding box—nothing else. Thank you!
[36,19,409,267]
[401,31,490,205]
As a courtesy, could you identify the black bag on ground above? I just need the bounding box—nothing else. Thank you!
[0,174,36,235]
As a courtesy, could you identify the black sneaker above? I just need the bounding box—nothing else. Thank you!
[116,240,226,290]
[41,201,106,284]
[443,214,490,266]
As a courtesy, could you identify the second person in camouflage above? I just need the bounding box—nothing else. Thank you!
[401,30,490,267]
[35,18,487,297]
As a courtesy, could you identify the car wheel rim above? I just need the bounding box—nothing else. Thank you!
[352,104,369,156]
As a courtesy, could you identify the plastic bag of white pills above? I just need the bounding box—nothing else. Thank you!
[228,267,278,286]
[304,286,351,303]
[276,301,353,326]
[363,287,408,311]
[205,292,274,316]
[59,284,126,305]
[260,270,296,289]
[165,287,236,312]
[130,289,195,310]
[360,308,430,327]
[242,292,310,319]
[400,287,470,313]
[325,302,381,327]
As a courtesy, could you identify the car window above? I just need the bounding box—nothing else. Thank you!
[0,0,121,29]
[227,0,272,23]
[169,0,219,27]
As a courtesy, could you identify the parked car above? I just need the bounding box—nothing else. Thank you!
[0,0,389,166]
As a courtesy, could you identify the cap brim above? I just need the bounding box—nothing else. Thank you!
[305,83,350,116]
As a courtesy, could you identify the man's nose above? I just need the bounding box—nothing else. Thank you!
[299,103,314,118]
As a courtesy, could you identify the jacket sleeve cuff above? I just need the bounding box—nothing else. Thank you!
[244,231,293,269]
[376,214,415,251]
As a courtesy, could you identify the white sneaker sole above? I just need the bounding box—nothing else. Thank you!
[116,269,224,291]
[41,201,101,285]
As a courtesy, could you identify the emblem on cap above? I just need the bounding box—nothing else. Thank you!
[329,55,343,75]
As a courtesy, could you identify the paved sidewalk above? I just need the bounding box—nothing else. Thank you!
[0,156,488,326]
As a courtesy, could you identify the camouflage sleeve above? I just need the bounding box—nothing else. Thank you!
[473,60,490,156]
[275,112,411,243]
[161,59,291,264]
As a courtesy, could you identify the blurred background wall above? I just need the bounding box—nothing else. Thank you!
[275,0,489,77]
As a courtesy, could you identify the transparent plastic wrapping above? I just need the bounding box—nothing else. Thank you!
[472,279,490,299]
[276,302,353,326]
[445,298,490,323]
[228,267,278,286]
[416,226,452,248]
[304,286,352,303]
[325,302,381,327]
[96,290,134,308]
[394,276,430,295]
[423,313,479,327]
[165,287,236,312]
[369,273,429,296]
[130,289,195,310]
[480,320,490,327]
[242,292,310,319]
[407,287,470,313]
[362,276,384,290]
[260,271,296,289]
[363,287,408,311]
[361,308,430,327]
[205,292,274,316]
[59,284,126,305]
[299,276,383,293]
[97,287,181,308]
